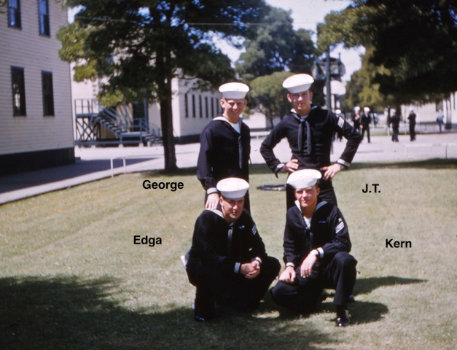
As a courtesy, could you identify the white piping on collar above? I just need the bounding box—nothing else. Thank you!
[291,105,318,119]
[294,199,328,217]
[213,116,243,124]
[207,208,224,218]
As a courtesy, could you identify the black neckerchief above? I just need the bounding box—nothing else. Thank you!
[291,106,317,155]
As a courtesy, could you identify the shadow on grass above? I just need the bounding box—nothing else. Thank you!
[317,276,426,325]
[141,159,457,178]
[319,299,389,325]
[354,276,427,295]
[347,274,426,325]
[349,301,389,325]
[351,158,457,170]
[0,276,337,350]
[141,163,275,177]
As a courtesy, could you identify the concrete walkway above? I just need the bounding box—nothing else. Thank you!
[1,129,456,205]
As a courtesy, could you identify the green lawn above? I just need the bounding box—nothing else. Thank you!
[1,160,456,349]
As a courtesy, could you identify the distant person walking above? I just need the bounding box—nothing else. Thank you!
[334,109,344,142]
[408,110,416,141]
[372,111,379,127]
[361,107,372,143]
[390,109,400,142]
[436,111,444,133]
[352,106,362,132]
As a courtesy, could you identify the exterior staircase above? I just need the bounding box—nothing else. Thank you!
[75,99,161,146]
[95,107,123,137]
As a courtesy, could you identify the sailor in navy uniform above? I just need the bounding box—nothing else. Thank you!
[361,106,372,143]
[260,74,361,208]
[186,178,280,321]
[270,169,357,327]
[197,82,251,211]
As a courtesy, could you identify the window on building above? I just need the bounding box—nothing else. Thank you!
[205,97,209,118]
[216,98,221,116]
[42,71,54,116]
[184,93,189,118]
[192,95,196,118]
[11,66,26,116]
[211,97,215,117]
[199,95,203,118]
[38,0,50,36]
[8,0,21,28]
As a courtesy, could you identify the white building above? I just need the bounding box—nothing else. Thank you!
[71,71,223,145]
[0,0,74,174]
[401,92,457,127]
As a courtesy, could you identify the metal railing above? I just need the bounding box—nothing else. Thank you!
[74,98,99,115]
[75,99,162,146]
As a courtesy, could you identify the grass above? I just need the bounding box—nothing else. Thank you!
[1,160,456,349]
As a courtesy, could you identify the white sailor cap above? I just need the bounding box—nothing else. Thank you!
[287,169,322,190]
[363,106,370,113]
[216,177,249,199]
[282,74,314,94]
[219,82,249,99]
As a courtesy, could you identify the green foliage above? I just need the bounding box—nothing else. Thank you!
[236,7,316,81]
[363,0,457,101]
[249,71,293,123]
[290,29,317,72]
[317,7,369,52]
[344,47,394,110]
[58,0,268,170]
[318,0,457,104]
[58,0,264,101]
[58,0,269,103]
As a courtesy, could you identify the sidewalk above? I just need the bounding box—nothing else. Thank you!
[1,131,456,205]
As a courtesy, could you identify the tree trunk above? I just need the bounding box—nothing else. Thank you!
[156,45,177,172]
[160,87,177,171]
[265,110,273,129]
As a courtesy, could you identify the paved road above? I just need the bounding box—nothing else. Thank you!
[1,129,456,204]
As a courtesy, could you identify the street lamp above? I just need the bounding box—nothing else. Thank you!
[312,52,346,111]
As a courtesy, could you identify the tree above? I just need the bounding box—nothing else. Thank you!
[235,7,316,81]
[318,0,457,104]
[58,0,268,171]
[344,47,395,111]
[249,71,293,127]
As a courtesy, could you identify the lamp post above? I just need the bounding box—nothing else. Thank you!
[313,51,346,111]
[325,48,332,111]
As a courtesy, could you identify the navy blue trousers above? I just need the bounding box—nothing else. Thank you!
[271,252,357,313]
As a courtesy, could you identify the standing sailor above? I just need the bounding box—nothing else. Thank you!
[197,82,251,211]
[260,74,361,208]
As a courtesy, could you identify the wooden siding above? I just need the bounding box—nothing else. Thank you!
[0,0,74,156]
[171,76,222,137]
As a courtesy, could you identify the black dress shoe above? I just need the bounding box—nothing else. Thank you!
[194,314,206,322]
[194,314,209,322]
[193,298,216,322]
[194,308,217,322]
[336,310,350,327]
